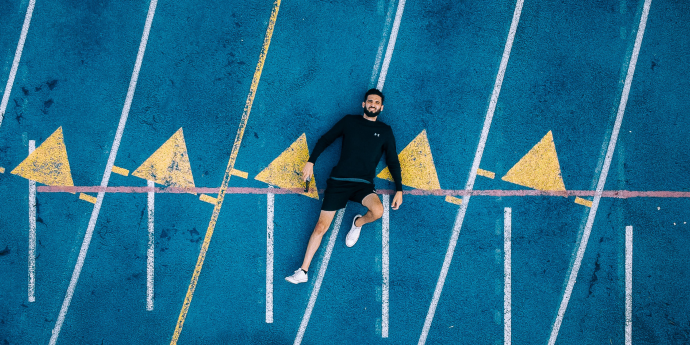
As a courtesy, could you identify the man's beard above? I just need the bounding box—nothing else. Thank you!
[363,106,381,118]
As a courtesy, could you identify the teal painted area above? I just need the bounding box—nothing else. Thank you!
[1,0,690,344]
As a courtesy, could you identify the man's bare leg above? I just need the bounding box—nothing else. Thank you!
[354,193,384,227]
[300,210,337,271]
[345,193,384,247]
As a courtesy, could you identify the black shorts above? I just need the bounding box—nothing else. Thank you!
[321,178,377,211]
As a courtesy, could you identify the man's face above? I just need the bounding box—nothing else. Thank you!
[362,95,384,117]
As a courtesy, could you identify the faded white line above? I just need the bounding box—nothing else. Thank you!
[146,180,155,311]
[266,186,274,323]
[294,208,345,345]
[547,1,651,343]
[504,207,512,345]
[382,194,390,338]
[28,140,36,303]
[0,0,36,129]
[625,225,632,345]
[49,0,159,343]
[376,0,406,91]
[377,0,385,15]
[418,0,524,343]
[369,0,398,88]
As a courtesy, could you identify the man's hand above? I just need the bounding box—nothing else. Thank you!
[302,162,314,182]
[391,191,403,210]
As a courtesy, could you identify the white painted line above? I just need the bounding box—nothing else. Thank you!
[294,209,345,345]
[266,186,275,323]
[548,1,652,342]
[28,140,36,303]
[418,0,524,343]
[146,180,155,311]
[370,0,400,331]
[625,225,632,345]
[504,207,512,345]
[369,0,397,88]
[376,0,406,91]
[0,0,36,129]
[547,1,651,343]
[49,1,159,343]
[382,194,390,338]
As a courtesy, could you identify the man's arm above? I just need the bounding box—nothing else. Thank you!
[385,129,404,209]
[307,116,347,164]
[302,116,347,182]
[385,130,403,191]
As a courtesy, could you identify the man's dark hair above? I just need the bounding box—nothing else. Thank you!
[364,88,385,104]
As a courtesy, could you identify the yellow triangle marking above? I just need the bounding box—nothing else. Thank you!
[254,133,318,199]
[11,127,75,188]
[501,131,566,191]
[377,130,441,190]
[132,128,196,193]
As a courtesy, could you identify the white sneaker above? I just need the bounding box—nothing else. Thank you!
[285,269,308,284]
[346,215,363,247]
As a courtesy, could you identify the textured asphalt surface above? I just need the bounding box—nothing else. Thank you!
[1,0,689,344]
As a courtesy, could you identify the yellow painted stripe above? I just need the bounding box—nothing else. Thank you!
[445,195,462,205]
[477,168,495,179]
[198,194,218,205]
[112,165,130,176]
[231,168,248,179]
[79,193,97,204]
[574,196,593,207]
[170,2,282,344]
[0,167,5,173]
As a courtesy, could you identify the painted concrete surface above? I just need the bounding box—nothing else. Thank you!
[0,0,689,344]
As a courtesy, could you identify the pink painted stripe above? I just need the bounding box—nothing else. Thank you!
[35,186,690,198]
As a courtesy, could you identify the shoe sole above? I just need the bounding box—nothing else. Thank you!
[285,277,307,284]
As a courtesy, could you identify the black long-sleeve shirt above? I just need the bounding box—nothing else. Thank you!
[308,115,403,191]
